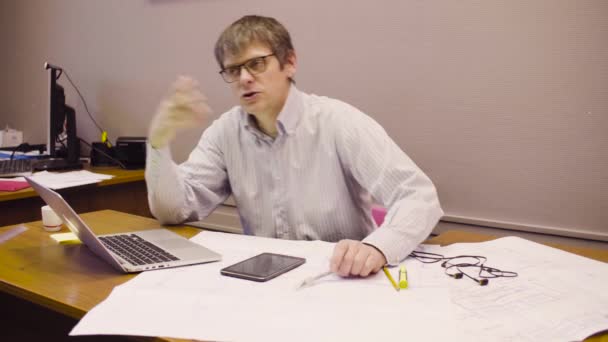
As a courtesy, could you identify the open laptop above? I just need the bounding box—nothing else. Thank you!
[0,159,34,177]
[26,177,221,273]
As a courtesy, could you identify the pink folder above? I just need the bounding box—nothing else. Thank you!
[0,180,30,192]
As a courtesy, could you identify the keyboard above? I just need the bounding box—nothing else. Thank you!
[99,234,179,266]
[0,159,34,177]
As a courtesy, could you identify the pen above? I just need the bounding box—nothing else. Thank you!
[296,270,332,290]
[0,225,27,244]
[382,266,400,292]
[399,265,408,289]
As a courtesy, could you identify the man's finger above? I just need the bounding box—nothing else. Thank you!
[173,75,199,92]
[330,240,349,273]
[337,242,360,277]
[359,252,379,277]
[349,246,371,276]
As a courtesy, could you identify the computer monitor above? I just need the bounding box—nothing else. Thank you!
[35,63,82,171]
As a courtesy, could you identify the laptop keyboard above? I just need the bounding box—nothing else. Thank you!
[0,159,34,177]
[99,234,179,266]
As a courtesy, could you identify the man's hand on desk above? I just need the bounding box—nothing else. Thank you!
[330,240,387,278]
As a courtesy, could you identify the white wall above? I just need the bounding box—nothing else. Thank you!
[2,0,607,240]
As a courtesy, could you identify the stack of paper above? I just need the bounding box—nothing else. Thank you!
[29,170,114,189]
[69,233,608,342]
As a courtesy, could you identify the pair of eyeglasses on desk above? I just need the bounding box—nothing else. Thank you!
[409,251,518,286]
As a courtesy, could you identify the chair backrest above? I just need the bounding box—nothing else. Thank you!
[371,205,387,226]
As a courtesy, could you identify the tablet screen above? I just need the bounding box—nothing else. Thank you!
[220,253,306,282]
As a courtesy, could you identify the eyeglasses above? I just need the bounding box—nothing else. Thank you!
[219,54,275,83]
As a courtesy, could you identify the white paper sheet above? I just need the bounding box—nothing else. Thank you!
[30,170,114,189]
[70,233,608,342]
[433,237,608,341]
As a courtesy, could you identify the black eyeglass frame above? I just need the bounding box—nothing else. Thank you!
[219,53,276,83]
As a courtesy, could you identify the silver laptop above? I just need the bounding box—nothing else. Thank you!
[26,177,221,273]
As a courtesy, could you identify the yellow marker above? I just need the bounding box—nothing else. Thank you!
[399,265,408,289]
[383,266,400,292]
[101,131,111,147]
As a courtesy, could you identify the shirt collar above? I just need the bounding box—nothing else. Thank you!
[240,84,304,138]
[276,84,304,136]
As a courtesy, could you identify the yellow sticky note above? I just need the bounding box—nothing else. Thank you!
[50,232,81,245]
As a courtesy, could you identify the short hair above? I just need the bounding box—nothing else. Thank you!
[214,15,295,70]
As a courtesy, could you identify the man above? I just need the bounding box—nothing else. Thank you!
[146,15,443,278]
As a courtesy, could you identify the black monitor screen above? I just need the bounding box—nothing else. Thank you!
[37,63,82,171]
[48,68,65,158]
[46,65,78,162]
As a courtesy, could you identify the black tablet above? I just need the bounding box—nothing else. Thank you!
[220,253,306,282]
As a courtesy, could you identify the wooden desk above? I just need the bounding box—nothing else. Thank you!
[0,167,151,227]
[0,210,193,341]
[0,211,606,341]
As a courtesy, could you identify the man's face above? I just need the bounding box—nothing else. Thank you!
[222,43,296,118]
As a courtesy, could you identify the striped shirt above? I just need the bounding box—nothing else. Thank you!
[145,85,444,265]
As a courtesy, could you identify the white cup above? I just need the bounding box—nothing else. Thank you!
[41,205,62,232]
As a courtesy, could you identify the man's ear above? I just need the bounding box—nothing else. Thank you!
[285,51,297,78]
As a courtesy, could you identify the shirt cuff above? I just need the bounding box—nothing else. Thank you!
[363,228,419,266]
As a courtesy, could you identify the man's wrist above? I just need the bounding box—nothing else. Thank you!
[363,242,388,265]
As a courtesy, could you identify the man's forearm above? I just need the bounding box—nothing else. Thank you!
[363,197,444,265]
[145,144,189,224]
